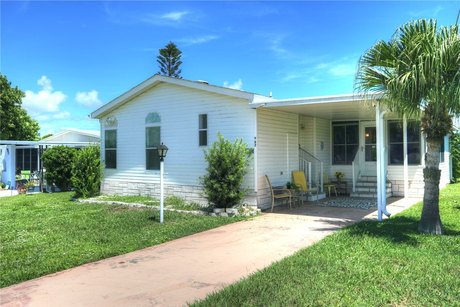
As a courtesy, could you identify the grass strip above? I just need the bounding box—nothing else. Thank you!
[194,183,460,306]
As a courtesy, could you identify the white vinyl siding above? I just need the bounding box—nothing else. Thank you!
[315,118,331,178]
[257,108,298,209]
[101,82,255,189]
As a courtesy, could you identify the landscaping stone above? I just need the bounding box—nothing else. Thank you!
[79,198,260,218]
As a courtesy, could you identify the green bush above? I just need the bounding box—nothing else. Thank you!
[200,134,252,209]
[72,146,103,198]
[450,131,460,181]
[42,146,77,191]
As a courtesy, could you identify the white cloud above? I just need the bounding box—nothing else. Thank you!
[52,111,71,119]
[23,76,66,113]
[177,35,219,46]
[139,10,192,26]
[161,11,189,22]
[327,63,356,77]
[269,36,288,56]
[75,90,102,108]
[409,5,443,18]
[223,79,243,90]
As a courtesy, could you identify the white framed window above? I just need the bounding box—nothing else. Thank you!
[332,121,359,165]
[104,129,117,169]
[199,114,208,146]
[146,126,161,170]
[146,112,161,170]
[388,120,421,165]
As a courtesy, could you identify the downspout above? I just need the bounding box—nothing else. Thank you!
[376,102,391,220]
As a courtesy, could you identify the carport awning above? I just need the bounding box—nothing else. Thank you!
[250,94,389,121]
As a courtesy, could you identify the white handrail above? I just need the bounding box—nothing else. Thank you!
[351,150,360,192]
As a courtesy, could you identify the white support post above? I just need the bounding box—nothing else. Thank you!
[307,162,312,190]
[376,103,383,221]
[160,160,164,224]
[376,102,390,221]
[403,115,408,198]
[9,145,16,189]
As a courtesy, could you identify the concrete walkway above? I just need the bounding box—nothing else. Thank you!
[0,190,18,197]
[0,197,420,307]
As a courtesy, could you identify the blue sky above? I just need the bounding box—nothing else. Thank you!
[1,1,458,136]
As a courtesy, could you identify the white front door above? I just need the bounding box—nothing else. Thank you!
[360,122,377,176]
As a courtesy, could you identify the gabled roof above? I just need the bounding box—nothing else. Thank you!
[91,74,271,119]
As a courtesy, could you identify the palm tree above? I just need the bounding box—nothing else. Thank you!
[157,42,183,78]
[356,19,460,234]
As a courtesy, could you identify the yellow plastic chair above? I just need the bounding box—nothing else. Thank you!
[265,175,292,212]
[292,171,319,200]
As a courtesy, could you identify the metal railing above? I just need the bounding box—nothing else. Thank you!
[299,146,323,192]
[351,149,361,192]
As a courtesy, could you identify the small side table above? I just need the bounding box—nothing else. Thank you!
[332,181,348,195]
[289,189,301,206]
[323,183,338,197]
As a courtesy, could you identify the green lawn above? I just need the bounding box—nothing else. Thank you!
[194,183,460,306]
[0,192,243,288]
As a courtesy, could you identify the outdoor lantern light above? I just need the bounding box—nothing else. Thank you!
[157,143,168,161]
[158,142,168,223]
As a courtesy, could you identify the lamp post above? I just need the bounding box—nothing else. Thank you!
[158,143,168,223]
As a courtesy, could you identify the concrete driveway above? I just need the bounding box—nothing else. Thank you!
[0,198,420,307]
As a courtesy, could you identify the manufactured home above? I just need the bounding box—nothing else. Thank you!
[90,75,452,217]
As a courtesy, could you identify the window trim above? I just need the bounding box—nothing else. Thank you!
[145,124,161,171]
[387,120,421,166]
[104,129,117,169]
[332,121,359,165]
[199,113,208,147]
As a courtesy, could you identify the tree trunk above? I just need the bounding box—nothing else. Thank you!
[419,139,444,234]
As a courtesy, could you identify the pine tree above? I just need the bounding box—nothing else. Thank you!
[156,42,183,78]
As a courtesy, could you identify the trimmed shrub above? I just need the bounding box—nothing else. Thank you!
[200,134,252,209]
[72,145,103,198]
[42,146,77,191]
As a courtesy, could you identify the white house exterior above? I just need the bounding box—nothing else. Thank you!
[91,75,453,216]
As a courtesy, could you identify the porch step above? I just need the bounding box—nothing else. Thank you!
[350,176,392,198]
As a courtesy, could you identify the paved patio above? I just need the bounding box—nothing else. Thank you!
[0,197,421,307]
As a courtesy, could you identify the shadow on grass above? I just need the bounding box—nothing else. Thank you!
[346,216,460,246]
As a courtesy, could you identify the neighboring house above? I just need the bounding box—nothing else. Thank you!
[90,75,452,217]
[0,129,100,188]
[41,129,100,143]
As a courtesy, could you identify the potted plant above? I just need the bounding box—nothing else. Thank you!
[335,172,345,183]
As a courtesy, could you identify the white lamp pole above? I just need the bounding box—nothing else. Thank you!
[160,158,164,223]
[158,143,168,224]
